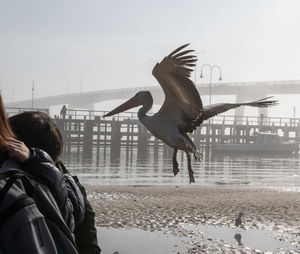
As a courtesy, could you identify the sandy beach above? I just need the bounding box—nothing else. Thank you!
[87,185,300,253]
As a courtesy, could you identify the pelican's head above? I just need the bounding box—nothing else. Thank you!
[135,91,153,104]
[103,91,152,117]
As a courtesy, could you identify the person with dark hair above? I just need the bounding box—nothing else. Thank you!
[0,94,79,254]
[60,105,67,119]
[9,111,101,254]
[8,111,63,161]
[9,109,70,180]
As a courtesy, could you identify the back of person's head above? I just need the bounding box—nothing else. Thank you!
[0,94,15,149]
[9,111,63,162]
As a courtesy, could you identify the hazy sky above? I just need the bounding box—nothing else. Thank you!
[1,0,300,116]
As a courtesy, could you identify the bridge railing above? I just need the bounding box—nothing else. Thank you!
[197,79,300,88]
[59,108,300,127]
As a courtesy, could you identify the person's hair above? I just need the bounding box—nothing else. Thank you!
[9,111,63,162]
[0,94,15,148]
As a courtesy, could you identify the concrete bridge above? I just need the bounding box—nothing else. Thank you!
[5,80,300,117]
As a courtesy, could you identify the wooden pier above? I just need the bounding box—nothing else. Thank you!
[54,109,300,157]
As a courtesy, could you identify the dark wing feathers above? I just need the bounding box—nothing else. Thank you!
[177,55,197,61]
[152,44,278,134]
[167,43,191,56]
[152,44,203,133]
[172,49,195,58]
[197,97,278,125]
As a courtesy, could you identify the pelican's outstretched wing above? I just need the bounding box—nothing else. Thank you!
[152,44,203,133]
[197,97,278,124]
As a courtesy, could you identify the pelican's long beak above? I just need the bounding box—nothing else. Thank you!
[103,95,142,117]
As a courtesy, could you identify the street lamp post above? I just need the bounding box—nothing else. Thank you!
[200,64,222,105]
[80,68,90,93]
[193,51,205,85]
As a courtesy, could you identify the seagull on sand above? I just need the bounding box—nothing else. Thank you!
[235,212,244,230]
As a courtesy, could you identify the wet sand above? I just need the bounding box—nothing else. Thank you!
[87,186,300,253]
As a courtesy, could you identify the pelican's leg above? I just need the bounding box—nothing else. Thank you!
[172,148,180,176]
[186,152,195,183]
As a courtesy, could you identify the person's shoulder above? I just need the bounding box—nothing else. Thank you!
[0,156,22,171]
[21,148,65,188]
[25,148,55,164]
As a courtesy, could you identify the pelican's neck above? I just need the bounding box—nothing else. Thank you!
[138,94,153,121]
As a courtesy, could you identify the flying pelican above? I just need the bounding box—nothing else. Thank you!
[103,44,278,183]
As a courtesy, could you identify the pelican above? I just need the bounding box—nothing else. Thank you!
[103,44,278,183]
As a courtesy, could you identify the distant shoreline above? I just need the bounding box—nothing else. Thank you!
[83,183,300,192]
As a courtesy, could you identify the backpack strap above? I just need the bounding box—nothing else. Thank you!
[0,169,77,248]
[0,170,39,207]
[0,170,21,180]
[0,196,35,227]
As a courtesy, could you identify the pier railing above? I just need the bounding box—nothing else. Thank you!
[59,108,300,126]
[54,109,300,156]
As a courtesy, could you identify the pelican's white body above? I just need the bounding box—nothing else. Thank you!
[141,114,194,152]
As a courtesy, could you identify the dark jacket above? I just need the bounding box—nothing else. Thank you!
[1,149,99,254]
[58,161,101,254]
[0,151,78,254]
[21,148,85,233]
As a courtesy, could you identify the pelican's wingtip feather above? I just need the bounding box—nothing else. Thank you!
[168,43,190,57]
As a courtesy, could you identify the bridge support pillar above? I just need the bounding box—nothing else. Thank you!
[234,94,247,124]
[235,93,268,124]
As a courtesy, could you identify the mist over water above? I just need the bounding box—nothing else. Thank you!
[62,147,300,188]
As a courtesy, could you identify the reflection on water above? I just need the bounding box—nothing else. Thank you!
[234,233,242,246]
[180,223,300,252]
[62,147,300,187]
[97,227,185,254]
[97,225,299,253]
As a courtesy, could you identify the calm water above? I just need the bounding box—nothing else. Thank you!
[62,147,300,188]
[97,227,186,254]
[96,225,300,253]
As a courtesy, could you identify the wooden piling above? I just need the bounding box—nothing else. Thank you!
[82,117,93,157]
